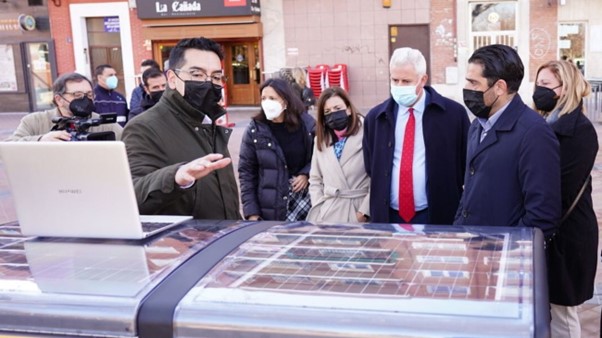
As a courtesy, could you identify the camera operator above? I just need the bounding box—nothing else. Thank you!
[5,73,123,142]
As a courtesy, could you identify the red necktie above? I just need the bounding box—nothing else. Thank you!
[398,108,415,223]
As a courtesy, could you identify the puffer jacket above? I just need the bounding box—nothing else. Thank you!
[239,113,315,220]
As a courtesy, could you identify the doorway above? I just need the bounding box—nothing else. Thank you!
[23,41,57,111]
[223,41,260,105]
[389,25,431,83]
[153,40,261,106]
[86,17,126,95]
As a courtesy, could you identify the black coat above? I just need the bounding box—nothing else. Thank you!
[547,104,599,306]
[238,113,316,220]
[363,86,470,224]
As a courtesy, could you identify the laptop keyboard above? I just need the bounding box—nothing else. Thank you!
[141,222,173,233]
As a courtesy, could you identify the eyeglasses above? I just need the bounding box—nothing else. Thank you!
[63,91,95,100]
[175,68,227,85]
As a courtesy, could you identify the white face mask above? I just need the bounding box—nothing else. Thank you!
[390,84,418,107]
[261,99,284,120]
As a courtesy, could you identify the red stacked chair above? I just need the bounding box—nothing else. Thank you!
[307,64,329,99]
[328,64,349,92]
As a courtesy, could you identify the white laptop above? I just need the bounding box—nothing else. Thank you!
[0,141,192,239]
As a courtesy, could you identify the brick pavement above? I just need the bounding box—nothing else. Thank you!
[0,109,600,336]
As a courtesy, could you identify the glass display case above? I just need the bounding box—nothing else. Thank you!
[0,221,548,338]
[174,223,548,338]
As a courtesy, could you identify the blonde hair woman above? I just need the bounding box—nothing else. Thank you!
[533,60,598,338]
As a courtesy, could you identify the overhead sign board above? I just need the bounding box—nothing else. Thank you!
[136,0,260,19]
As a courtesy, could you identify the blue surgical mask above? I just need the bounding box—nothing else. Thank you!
[391,84,418,107]
[106,75,118,90]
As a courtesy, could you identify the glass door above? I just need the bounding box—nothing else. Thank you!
[24,41,56,111]
[225,41,260,105]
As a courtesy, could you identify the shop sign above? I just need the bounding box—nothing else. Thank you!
[104,16,120,33]
[136,0,260,19]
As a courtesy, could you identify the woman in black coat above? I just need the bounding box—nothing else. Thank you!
[238,78,315,221]
[533,60,598,337]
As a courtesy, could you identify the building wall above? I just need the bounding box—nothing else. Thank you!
[529,1,558,82]
[47,0,568,109]
[274,0,431,110]
[129,7,153,74]
[48,0,90,75]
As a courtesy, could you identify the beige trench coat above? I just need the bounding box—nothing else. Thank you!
[307,124,370,223]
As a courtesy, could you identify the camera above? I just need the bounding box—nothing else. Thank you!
[51,113,117,141]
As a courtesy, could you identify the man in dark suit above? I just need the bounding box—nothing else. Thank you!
[453,44,560,238]
[363,47,470,225]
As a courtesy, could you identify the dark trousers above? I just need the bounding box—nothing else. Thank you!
[389,207,429,224]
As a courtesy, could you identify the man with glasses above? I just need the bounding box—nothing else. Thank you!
[122,37,241,220]
[6,72,123,142]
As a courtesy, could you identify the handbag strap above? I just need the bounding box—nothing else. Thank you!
[560,175,591,224]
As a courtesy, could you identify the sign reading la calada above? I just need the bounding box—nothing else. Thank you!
[137,0,261,19]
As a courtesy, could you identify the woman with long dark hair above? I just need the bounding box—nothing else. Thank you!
[306,87,370,223]
[238,78,316,221]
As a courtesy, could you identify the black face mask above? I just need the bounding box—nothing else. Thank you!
[68,96,95,117]
[324,109,349,131]
[149,90,164,105]
[532,85,560,112]
[463,86,498,119]
[183,80,225,122]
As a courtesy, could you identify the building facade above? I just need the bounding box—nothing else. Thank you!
[18,0,599,113]
[0,0,56,112]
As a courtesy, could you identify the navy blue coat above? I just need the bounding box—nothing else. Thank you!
[238,113,316,220]
[453,95,561,238]
[93,85,129,127]
[363,86,470,224]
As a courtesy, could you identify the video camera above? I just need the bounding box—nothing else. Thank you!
[51,113,117,141]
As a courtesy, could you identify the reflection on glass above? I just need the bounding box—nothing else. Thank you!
[193,223,533,310]
[559,23,585,72]
[25,241,152,297]
[160,44,174,71]
[27,43,53,111]
[232,45,249,85]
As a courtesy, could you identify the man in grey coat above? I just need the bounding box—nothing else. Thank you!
[6,72,122,142]
[122,37,241,220]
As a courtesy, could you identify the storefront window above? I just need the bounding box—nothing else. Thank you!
[26,43,53,110]
[0,44,18,92]
[469,1,518,51]
[559,23,585,75]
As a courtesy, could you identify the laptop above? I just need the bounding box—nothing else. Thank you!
[25,240,151,297]
[0,142,192,239]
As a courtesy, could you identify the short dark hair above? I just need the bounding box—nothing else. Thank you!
[94,64,114,77]
[142,67,165,87]
[255,78,306,131]
[52,72,93,106]
[168,37,223,71]
[140,59,160,69]
[468,44,524,93]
